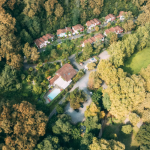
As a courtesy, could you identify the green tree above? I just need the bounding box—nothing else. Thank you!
[83,116,101,135]
[121,125,133,134]
[67,88,86,109]
[33,85,42,95]
[102,93,111,111]
[82,43,93,60]
[89,137,125,150]
[107,32,118,44]
[20,29,33,44]
[87,62,96,70]
[0,101,48,150]
[51,49,57,59]
[136,124,150,149]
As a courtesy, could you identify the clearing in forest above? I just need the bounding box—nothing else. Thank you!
[122,47,150,74]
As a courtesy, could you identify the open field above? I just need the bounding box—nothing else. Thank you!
[122,47,150,74]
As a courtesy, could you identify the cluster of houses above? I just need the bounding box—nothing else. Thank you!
[57,24,85,38]
[81,33,104,47]
[34,11,127,49]
[34,34,54,49]
[104,26,124,36]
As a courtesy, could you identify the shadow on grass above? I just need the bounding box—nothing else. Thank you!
[102,122,139,150]
[121,54,137,74]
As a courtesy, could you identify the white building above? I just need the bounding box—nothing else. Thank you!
[49,63,77,89]
[86,18,101,30]
[34,34,54,49]
[72,24,84,35]
[57,27,73,38]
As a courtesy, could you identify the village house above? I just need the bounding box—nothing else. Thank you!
[117,11,128,21]
[72,24,84,35]
[81,33,104,47]
[86,18,101,30]
[57,27,73,38]
[34,34,54,49]
[49,63,77,89]
[105,14,116,23]
[104,26,123,36]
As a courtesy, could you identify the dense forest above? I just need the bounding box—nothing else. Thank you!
[1,0,150,149]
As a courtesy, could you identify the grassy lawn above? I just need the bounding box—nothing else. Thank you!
[102,121,140,150]
[122,47,150,74]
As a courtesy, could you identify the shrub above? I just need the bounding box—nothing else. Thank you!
[121,125,133,134]
[56,104,64,114]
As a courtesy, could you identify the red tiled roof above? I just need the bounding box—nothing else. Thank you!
[94,33,104,40]
[46,33,54,39]
[34,33,54,48]
[57,29,67,35]
[104,27,115,35]
[34,39,42,48]
[66,27,73,33]
[105,14,116,20]
[49,75,59,85]
[57,27,72,35]
[56,64,77,82]
[86,18,101,27]
[86,21,92,27]
[93,18,101,24]
[47,76,51,80]
[72,24,84,31]
[105,26,123,35]
[42,35,49,41]
[114,26,124,32]
[117,11,127,18]
[83,33,104,45]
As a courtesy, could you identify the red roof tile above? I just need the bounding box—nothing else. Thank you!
[117,11,128,18]
[93,18,101,24]
[95,33,104,40]
[49,75,59,85]
[105,14,116,20]
[72,24,84,31]
[56,64,77,82]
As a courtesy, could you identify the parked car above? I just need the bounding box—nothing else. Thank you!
[74,109,79,112]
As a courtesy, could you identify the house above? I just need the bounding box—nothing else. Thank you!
[94,33,104,42]
[81,33,104,47]
[104,26,123,36]
[114,26,124,34]
[117,11,127,21]
[105,14,116,23]
[86,18,101,30]
[34,34,54,49]
[57,27,73,37]
[49,64,77,89]
[72,24,84,35]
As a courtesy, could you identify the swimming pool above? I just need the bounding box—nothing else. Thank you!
[47,88,61,100]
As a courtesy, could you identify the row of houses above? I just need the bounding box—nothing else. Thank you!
[57,24,84,37]
[34,34,54,49]
[34,11,127,49]
[81,33,104,47]
[105,11,127,23]
[104,26,124,36]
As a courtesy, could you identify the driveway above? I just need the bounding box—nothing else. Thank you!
[99,50,110,60]
[65,70,93,124]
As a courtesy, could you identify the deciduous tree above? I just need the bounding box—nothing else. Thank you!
[0,101,48,150]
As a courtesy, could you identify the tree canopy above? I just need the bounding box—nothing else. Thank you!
[0,101,48,150]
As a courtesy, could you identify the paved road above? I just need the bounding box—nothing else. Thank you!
[23,52,82,70]
[65,70,92,124]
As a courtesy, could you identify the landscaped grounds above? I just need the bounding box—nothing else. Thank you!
[122,47,150,74]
